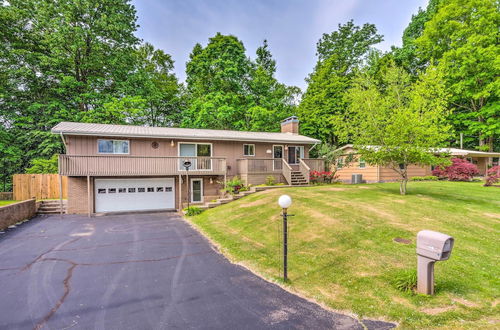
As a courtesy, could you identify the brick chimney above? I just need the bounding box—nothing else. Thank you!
[281,116,299,134]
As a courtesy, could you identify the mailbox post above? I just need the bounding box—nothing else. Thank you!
[416,230,454,295]
[183,159,192,209]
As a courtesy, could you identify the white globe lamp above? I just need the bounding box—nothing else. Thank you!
[278,195,292,209]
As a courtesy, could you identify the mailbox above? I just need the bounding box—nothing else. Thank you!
[416,230,454,295]
[417,230,454,261]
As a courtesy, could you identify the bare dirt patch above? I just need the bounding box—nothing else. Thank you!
[453,298,480,308]
[421,305,456,315]
[241,198,271,208]
[483,213,500,220]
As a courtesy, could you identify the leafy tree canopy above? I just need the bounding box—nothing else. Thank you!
[341,64,452,194]
[298,20,383,144]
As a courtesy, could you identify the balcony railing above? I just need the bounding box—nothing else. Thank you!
[59,155,227,177]
[236,158,283,174]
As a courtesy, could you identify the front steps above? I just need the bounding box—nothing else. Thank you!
[291,171,308,185]
[38,200,67,214]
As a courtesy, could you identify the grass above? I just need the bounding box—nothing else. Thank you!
[0,200,18,206]
[186,182,500,329]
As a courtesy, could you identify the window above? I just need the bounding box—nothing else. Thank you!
[118,188,126,193]
[97,189,106,194]
[165,187,172,192]
[128,188,136,193]
[399,163,405,170]
[337,158,344,169]
[98,139,129,154]
[157,187,164,192]
[147,187,154,192]
[179,143,212,170]
[243,144,255,156]
[138,187,145,193]
[108,188,116,193]
[359,158,366,168]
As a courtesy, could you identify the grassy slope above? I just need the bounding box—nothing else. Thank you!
[0,200,18,206]
[187,182,500,329]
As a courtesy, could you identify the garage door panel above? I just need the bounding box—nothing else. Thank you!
[95,178,175,213]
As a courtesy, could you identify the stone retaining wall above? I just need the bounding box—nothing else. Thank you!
[0,192,13,200]
[0,199,37,231]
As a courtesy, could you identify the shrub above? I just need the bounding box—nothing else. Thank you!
[410,175,438,181]
[310,170,338,184]
[432,158,479,181]
[484,166,500,186]
[221,176,246,195]
[184,206,204,216]
[265,175,276,186]
[391,269,417,294]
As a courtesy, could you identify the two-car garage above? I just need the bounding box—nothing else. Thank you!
[94,178,175,213]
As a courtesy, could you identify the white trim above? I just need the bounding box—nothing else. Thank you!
[288,146,304,165]
[272,145,284,170]
[190,178,203,203]
[97,139,130,154]
[243,144,255,156]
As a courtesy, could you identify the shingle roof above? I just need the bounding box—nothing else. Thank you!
[52,122,320,144]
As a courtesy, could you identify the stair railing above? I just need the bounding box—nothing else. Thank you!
[299,159,311,184]
[282,159,293,185]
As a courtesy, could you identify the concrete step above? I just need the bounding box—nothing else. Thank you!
[206,202,221,208]
[217,198,233,204]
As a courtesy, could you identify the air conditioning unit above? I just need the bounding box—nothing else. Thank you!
[352,174,363,184]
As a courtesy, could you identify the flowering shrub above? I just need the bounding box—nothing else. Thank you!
[221,176,246,195]
[432,158,479,181]
[310,170,338,184]
[484,166,500,186]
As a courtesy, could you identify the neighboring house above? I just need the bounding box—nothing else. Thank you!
[334,145,500,183]
[52,117,323,214]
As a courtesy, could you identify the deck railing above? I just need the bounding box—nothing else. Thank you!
[59,155,227,176]
[301,158,326,172]
[282,159,293,185]
[299,159,311,184]
[236,158,283,174]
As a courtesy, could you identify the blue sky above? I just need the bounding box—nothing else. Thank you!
[132,0,428,89]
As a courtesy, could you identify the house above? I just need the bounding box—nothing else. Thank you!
[334,144,500,183]
[52,117,323,215]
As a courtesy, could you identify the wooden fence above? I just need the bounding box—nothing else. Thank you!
[13,174,67,200]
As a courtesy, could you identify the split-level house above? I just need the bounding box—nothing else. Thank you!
[52,117,323,214]
[334,144,500,183]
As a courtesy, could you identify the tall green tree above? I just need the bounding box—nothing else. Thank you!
[341,64,451,195]
[124,43,186,127]
[415,0,499,151]
[298,21,383,144]
[0,0,140,170]
[392,0,442,75]
[183,34,299,131]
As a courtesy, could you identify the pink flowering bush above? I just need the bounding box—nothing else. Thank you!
[310,170,338,184]
[432,158,479,181]
[484,166,500,186]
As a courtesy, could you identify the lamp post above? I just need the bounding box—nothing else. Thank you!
[278,194,292,281]
[183,159,192,209]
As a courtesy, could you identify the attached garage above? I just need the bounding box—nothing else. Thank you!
[95,178,175,213]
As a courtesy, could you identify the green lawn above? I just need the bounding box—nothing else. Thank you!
[0,200,18,206]
[186,182,500,329]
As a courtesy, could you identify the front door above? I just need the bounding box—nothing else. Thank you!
[273,145,283,170]
[288,146,304,165]
[191,178,203,203]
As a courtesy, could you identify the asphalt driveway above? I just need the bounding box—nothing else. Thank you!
[0,213,394,330]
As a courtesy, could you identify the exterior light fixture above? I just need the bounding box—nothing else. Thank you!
[278,194,293,280]
[209,177,213,184]
[171,140,175,147]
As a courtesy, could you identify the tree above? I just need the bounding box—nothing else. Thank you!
[392,0,442,75]
[0,129,21,191]
[298,21,383,144]
[415,0,499,151]
[124,43,185,127]
[0,0,140,171]
[183,35,299,131]
[25,154,59,174]
[341,64,452,195]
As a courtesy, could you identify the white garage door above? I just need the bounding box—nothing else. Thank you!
[95,178,175,213]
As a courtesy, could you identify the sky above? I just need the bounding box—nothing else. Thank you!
[132,0,429,90]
